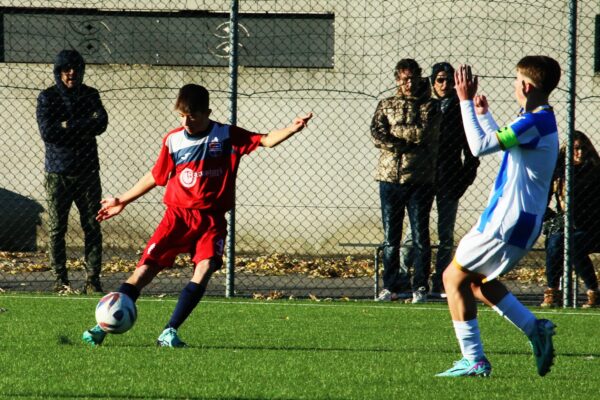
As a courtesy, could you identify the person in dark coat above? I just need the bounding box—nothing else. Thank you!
[400,62,480,298]
[36,49,108,293]
[541,130,600,308]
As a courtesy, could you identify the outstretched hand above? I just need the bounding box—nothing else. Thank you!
[96,197,125,222]
[290,112,313,133]
[454,64,478,101]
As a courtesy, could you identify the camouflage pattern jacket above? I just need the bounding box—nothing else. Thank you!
[370,79,441,185]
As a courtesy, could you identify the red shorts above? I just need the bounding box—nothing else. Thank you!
[138,207,227,269]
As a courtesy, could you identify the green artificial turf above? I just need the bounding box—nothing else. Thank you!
[0,294,599,399]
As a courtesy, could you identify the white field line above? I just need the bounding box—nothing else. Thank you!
[1,294,600,317]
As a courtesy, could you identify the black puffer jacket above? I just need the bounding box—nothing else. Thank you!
[433,91,480,200]
[36,50,108,174]
[552,156,600,237]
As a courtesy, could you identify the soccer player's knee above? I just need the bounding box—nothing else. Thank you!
[208,257,223,272]
[442,264,457,286]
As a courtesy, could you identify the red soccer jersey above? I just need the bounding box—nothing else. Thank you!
[152,121,263,210]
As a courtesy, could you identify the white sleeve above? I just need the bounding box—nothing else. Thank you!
[460,100,503,157]
[477,111,500,135]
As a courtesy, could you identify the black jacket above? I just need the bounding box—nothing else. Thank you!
[36,50,108,174]
[551,156,600,237]
[433,91,479,200]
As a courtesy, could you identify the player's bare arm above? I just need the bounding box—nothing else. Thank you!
[260,112,313,148]
[454,64,478,101]
[97,172,157,222]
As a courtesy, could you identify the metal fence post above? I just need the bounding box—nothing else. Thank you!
[226,0,240,298]
[563,0,578,308]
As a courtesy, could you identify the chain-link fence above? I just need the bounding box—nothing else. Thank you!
[0,0,597,305]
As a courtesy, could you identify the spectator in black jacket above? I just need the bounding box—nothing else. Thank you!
[399,62,480,298]
[36,49,108,293]
[541,130,600,308]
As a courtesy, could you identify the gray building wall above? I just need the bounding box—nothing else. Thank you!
[0,0,597,255]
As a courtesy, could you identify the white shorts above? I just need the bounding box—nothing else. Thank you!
[454,228,529,282]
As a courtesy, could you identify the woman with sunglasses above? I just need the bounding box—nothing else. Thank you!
[400,62,480,299]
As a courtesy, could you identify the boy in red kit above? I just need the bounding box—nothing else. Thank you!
[83,84,312,347]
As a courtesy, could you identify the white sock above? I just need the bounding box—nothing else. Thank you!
[453,319,485,361]
[492,293,537,336]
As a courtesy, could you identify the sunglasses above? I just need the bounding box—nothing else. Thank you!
[435,77,454,84]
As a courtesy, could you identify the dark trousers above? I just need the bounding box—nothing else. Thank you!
[545,230,599,290]
[379,181,434,292]
[401,195,458,292]
[45,171,102,282]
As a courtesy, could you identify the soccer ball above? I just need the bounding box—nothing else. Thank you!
[95,292,137,334]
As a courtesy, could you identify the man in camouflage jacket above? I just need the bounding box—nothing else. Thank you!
[370,58,441,302]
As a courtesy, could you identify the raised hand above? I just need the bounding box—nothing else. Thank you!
[454,64,478,101]
[291,112,313,133]
[474,94,489,115]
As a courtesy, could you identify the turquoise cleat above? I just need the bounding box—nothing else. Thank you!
[528,319,556,376]
[156,327,188,348]
[436,357,492,377]
[82,325,107,347]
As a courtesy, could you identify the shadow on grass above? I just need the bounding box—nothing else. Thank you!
[61,334,393,353]
[487,348,600,358]
[63,334,600,358]
[193,343,395,353]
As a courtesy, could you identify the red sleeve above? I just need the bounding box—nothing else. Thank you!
[230,125,263,155]
[151,135,175,186]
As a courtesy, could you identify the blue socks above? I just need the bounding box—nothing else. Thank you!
[166,281,207,330]
[118,282,140,302]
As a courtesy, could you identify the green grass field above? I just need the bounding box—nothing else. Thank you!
[1,294,599,399]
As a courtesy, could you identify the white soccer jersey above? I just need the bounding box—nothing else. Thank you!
[461,102,559,250]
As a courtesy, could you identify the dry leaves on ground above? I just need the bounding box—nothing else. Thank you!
[0,251,547,282]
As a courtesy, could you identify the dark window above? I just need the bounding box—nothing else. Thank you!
[0,8,334,68]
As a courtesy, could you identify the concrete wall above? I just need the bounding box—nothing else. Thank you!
[0,0,597,255]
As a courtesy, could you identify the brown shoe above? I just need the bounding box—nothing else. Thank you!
[540,288,561,308]
[582,289,600,308]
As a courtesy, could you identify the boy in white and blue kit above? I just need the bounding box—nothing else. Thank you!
[437,56,561,377]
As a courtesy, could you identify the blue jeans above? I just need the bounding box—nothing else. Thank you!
[379,181,434,292]
[401,195,458,292]
[545,230,599,290]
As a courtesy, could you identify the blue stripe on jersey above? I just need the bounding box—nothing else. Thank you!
[510,110,556,148]
[507,211,537,248]
[531,110,557,137]
[510,115,531,137]
[171,139,233,165]
[478,151,509,232]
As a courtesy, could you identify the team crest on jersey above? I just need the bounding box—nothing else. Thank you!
[208,139,222,158]
[179,168,197,188]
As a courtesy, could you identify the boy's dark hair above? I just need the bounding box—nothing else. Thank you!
[394,58,421,79]
[516,56,561,95]
[175,84,209,114]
